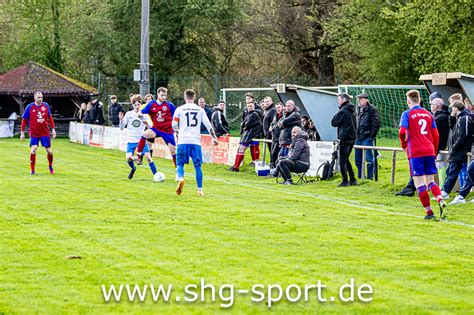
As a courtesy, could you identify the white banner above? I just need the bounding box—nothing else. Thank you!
[307,141,335,177]
[0,120,15,138]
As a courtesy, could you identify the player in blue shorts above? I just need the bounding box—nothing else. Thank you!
[172,89,218,196]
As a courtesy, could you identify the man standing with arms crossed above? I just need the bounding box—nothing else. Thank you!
[173,89,218,196]
[20,91,56,175]
[399,90,447,220]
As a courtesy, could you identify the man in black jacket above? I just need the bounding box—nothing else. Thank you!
[240,93,263,165]
[331,93,357,187]
[91,99,105,125]
[278,100,301,158]
[430,97,450,185]
[211,100,229,137]
[198,97,213,134]
[441,100,474,198]
[229,102,263,171]
[263,96,276,152]
[108,95,125,127]
[269,102,284,168]
[354,94,380,180]
[275,127,310,185]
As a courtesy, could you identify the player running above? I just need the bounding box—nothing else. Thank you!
[120,95,158,180]
[399,90,447,220]
[172,89,218,196]
[135,87,177,168]
[20,91,56,175]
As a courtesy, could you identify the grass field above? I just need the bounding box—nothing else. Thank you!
[1,138,473,314]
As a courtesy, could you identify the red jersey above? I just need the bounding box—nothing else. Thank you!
[141,100,176,134]
[21,102,55,137]
[399,105,439,159]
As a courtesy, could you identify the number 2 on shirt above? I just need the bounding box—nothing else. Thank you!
[418,119,428,135]
[185,112,198,127]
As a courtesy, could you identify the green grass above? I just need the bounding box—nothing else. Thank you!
[0,138,473,314]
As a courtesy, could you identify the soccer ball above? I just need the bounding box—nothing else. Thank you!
[153,172,166,182]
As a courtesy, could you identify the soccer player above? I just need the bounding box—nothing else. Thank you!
[172,89,218,196]
[399,90,447,220]
[120,95,158,179]
[20,91,56,175]
[135,87,177,168]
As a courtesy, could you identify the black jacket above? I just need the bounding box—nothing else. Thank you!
[357,104,380,139]
[270,112,284,143]
[83,110,94,124]
[240,103,262,135]
[288,131,310,164]
[278,107,302,146]
[331,101,357,140]
[433,109,450,152]
[108,102,125,126]
[449,110,474,163]
[91,102,105,125]
[211,107,229,137]
[240,110,263,144]
[263,104,277,139]
[200,105,213,133]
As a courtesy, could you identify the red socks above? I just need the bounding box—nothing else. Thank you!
[136,136,147,155]
[30,153,36,173]
[253,145,260,161]
[233,153,245,169]
[428,182,442,202]
[416,185,431,212]
[47,152,53,167]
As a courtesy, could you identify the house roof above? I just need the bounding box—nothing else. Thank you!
[0,61,98,97]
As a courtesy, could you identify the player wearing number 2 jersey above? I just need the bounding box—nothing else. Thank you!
[172,89,218,196]
[399,89,447,220]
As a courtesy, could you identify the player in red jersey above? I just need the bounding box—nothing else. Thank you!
[135,87,177,167]
[20,91,56,175]
[399,90,447,220]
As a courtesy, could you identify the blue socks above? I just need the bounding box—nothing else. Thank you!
[149,161,157,175]
[195,164,203,189]
[177,164,185,179]
[127,159,135,170]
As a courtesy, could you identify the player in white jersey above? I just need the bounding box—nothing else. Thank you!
[120,95,158,179]
[172,89,218,196]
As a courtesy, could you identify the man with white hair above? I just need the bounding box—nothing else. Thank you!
[430,97,450,186]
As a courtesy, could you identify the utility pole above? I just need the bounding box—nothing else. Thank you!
[139,0,150,96]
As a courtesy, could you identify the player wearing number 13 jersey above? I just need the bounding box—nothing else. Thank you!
[172,89,218,196]
[399,89,447,220]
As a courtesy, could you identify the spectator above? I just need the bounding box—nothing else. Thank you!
[278,100,301,158]
[464,98,473,113]
[301,116,310,131]
[275,126,310,185]
[144,94,154,104]
[83,102,94,124]
[354,93,380,180]
[108,95,125,127]
[430,97,450,186]
[229,101,263,172]
[211,100,229,137]
[440,100,473,199]
[91,99,105,125]
[269,102,284,169]
[331,93,357,187]
[307,119,320,141]
[241,93,263,165]
[263,96,276,152]
[449,160,474,204]
[198,97,213,134]
[128,93,135,111]
[76,102,87,122]
[396,91,442,196]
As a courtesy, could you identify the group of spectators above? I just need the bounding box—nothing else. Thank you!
[75,98,108,125]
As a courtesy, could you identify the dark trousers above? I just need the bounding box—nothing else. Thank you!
[460,160,474,198]
[443,159,467,194]
[270,142,281,168]
[339,139,356,182]
[277,159,309,181]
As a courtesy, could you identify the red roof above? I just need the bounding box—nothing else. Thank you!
[0,61,98,97]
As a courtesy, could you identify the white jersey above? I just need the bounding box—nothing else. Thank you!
[120,110,146,143]
[172,103,213,145]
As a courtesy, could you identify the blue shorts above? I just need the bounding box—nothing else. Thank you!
[127,142,149,154]
[151,128,175,146]
[177,144,202,166]
[409,156,437,177]
[30,136,51,148]
[240,141,259,147]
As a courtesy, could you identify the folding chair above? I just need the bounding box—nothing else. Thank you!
[294,172,308,185]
